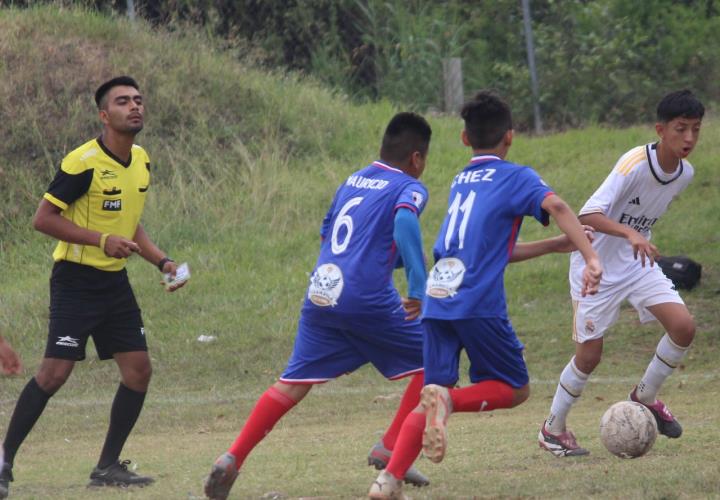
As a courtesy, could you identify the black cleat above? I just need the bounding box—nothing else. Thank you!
[630,388,683,438]
[88,460,154,488]
[0,463,12,499]
[367,441,429,487]
[204,452,239,500]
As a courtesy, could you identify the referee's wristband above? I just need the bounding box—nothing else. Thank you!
[157,257,174,272]
[99,233,110,252]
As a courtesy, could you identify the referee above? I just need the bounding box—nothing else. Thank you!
[0,76,185,496]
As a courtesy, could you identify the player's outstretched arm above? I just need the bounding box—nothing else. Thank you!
[0,335,22,376]
[579,212,659,268]
[509,225,595,263]
[542,195,602,296]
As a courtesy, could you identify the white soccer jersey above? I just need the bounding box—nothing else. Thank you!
[569,143,694,297]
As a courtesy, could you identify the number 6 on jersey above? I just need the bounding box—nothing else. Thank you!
[331,196,363,254]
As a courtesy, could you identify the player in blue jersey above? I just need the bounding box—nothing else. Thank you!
[369,91,602,499]
[205,112,433,500]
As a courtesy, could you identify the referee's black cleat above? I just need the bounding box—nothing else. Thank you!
[88,459,154,488]
[0,463,12,499]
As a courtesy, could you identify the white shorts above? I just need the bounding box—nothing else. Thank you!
[572,267,684,343]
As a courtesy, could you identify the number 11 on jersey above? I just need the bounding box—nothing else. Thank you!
[444,190,476,250]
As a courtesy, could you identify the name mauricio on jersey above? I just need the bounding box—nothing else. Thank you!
[346,175,389,190]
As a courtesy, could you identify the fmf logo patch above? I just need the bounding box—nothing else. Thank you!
[102,199,122,211]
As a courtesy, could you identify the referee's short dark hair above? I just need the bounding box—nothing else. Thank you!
[461,90,513,149]
[95,76,140,109]
[380,112,432,164]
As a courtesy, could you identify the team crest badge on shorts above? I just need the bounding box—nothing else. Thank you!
[308,263,344,307]
[426,257,466,298]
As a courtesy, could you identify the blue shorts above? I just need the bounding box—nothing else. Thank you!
[280,310,424,383]
[422,317,528,388]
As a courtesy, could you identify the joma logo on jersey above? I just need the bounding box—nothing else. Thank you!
[102,199,122,211]
[100,169,118,179]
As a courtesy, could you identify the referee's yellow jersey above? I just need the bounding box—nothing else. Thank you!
[43,137,151,271]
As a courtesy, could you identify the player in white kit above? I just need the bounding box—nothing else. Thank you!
[538,90,704,456]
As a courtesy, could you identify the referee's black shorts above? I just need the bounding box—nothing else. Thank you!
[45,261,146,361]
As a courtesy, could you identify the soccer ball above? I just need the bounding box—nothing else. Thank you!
[600,401,657,458]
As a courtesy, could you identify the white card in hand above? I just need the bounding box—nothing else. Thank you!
[164,262,190,289]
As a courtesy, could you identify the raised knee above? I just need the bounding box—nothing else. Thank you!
[510,385,530,407]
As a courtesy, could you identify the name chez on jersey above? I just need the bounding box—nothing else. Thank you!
[451,168,495,188]
[619,212,658,234]
[346,175,389,190]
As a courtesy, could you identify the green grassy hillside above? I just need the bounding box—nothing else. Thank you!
[1,6,719,499]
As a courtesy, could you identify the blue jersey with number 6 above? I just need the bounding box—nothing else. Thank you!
[423,155,553,320]
[302,161,428,322]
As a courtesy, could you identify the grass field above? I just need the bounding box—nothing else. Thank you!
[1,5,720,499]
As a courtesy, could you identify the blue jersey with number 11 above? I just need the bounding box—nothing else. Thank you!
[424,155,553,320]
[301,161,428,322]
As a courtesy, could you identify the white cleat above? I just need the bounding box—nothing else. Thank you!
[420,384,453,463]
[368,470,407,500]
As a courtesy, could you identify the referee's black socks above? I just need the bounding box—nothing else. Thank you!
[97,383,146,469]
[2,377,52,467]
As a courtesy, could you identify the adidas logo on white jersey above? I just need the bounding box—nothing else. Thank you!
[628,196,640,205]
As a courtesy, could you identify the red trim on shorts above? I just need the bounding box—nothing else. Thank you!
[388,367,424,380]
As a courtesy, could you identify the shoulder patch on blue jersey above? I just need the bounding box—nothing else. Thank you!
[411,191,425,208]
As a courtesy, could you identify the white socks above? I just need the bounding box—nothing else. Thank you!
[635,333,689,404]
[546,357,589,434]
